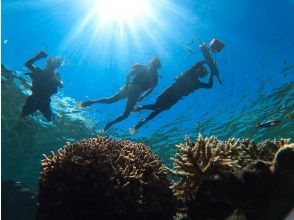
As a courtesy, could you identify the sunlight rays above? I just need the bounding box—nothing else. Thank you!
[56,0,194,75]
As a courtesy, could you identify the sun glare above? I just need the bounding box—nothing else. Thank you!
[89,0,152,24]
[59,0,192,67]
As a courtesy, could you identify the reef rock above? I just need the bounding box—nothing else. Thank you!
[37,136,176,220]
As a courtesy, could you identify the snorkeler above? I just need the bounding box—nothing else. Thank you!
[130,39,225,134]
[78,57,161,131]
[130,60,213,134]
[20,51,64,122]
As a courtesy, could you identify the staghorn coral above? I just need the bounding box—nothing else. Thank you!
[171,134,291,219]
[198,143,294,219]
[37,136,176,220]
[170,134,241,202]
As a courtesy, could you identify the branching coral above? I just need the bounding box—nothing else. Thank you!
[199,143,294,219]
[171,134,291,219]
[37,136,176,220]
[171,134,241,202]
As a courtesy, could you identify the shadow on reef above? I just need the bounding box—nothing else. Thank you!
[37,136,177,220]
[1,180,37,220]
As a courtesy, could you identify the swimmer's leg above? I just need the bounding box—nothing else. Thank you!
[16,96,37,131]
[21,96,38,118]
[103,91,140,131]
[130,109,163,134]
[39,99,53,122]
[96,89,127,104]
[79,87,128,108]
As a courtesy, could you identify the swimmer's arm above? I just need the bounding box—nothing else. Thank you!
[199,74,213,89]
[55,73,63,88]
[58,80,64,88]
[25,51,48,72]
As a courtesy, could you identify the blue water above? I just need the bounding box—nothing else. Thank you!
[2,0,294,187]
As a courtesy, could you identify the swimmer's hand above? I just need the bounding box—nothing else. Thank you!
[36,51,48,59]
[76,100,95,109]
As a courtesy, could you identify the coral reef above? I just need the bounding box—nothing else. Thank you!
[171,134,292,219]
[37,136,176,220]
[199,143,294,219]
[170,134,240,201]
[2,180,37,220]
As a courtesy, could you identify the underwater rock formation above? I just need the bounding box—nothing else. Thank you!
[38,136,176,220]
[171,134,292,219]
[2,180,37,220]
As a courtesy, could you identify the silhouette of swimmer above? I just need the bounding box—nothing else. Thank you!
[130,60,213,134]
[20,51,63,122]
[78,57,161,131]
[256,120,281,129]
[129,38,225,134]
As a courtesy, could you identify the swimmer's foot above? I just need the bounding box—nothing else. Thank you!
[76,100,96,109]
[129,127,137,135]
[129,120,144,135]
[132,105,143,112]
[103,121,113,132]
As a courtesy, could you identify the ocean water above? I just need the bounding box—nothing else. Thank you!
[2,0,294,192]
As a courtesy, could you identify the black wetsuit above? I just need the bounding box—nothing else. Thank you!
[21,68,62,121]
[149,61,212,110]
[132,61,213,131]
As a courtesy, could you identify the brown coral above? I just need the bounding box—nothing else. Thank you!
[37,136,176,220]
[171,134,291,219]
[199,143,294,219]
[170,134,240,202]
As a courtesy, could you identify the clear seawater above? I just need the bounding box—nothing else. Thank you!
[1,0,294,189]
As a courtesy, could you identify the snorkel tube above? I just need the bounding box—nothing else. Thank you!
[198,37,223,84]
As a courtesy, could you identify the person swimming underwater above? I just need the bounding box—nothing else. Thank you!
[129,38,225,134]
[78,57,161,131]
[130,60,214,134]
[20,51,63,122]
